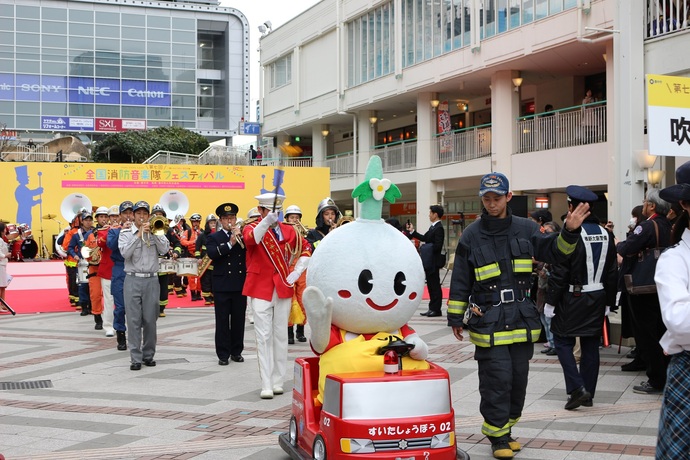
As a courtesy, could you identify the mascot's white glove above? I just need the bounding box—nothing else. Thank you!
[286,256,310,284]
[544,303,556,318]
[253,212,279,243]
[302,286,333,354]
[405,334,429,361]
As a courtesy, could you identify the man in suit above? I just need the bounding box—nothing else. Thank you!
[407,205,445,317]
[243,193,311,399]
[206,203,247,366]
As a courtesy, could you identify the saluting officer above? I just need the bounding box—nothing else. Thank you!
[206,203,247,366]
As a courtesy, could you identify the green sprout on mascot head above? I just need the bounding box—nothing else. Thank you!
[303,155,430,403]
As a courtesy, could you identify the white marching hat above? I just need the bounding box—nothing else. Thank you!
[255,192,285,210]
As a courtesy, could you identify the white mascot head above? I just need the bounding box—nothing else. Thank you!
[306,156,425,334]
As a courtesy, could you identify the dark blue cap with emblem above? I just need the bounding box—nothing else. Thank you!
[479,172,510,196]
[676,160,690,185]
[119,200,134,214]
[215,202,239,217]
[133,201,150,213]
[566,185,598,204]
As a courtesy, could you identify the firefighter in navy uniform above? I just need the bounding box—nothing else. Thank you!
[447,172,590,460]
[196,213,218,305]
[545,186,618,410]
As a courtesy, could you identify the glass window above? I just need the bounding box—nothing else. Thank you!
[173,95,195,107]
[96,105,120,117]
[270,54,292,89]
[148,28,170,42]
[43,21,67,35]
[16,6,39,19]
[147,42,170,55]
[17,19,39,33]
[536,0,548,19]
[147,67,169,80]
[122,27,146,41]
[0,102,14,114]
[17,101,40,115]
[96,51,120,65]
[148,16,170,29]
[96,25,120,39]
[42,48,68,60]
[96,12,119,25]
[0,18,13,31]
[15,33,39,47]
[121,66,145,79]
[17,115,39,130]
[148,107,170,120]
[122,40,146,53]
[171,68,195,81]
[16,47,40,60]
[550,0,563,14]
[16,60,40,74]
[0,31,13,46]
[42,103,68,116]
[522,0,534,24]
[70,104,95,117]
[96,38,119,51]
[42,62,68,74]
[42,34,67,48]
[70,10,94,23]
[172,30,196,44]
[0,60,14,72]
[484,0,497,38]
[43,7,67,21]
[70,62,94,77]
[122,13,145,27]
[348,1,396,84]
[122,106,145,118]
[173,108,195,121]
[70,22,94,37]
[172,17,195,30]
[71,36,94,50]
[96,65,119,78]
[70,50,94,63]
[175,44,196,57]
[175,82,196,94]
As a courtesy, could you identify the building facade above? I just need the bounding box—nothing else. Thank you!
[0,0,249,142]
[259,0,689,249]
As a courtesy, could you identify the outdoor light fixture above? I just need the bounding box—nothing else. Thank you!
[369,114,378,125]
[430,93,440,111]
[456,101,468,112]
[512,77,523,92]
[258,21,273,34]
[647,169,665,187]
[321,125,329,137]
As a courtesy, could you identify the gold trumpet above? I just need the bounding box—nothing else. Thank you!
[290,220,309,237]
[150,215,169,236]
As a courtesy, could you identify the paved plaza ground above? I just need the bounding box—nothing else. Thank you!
[1,290,660,460]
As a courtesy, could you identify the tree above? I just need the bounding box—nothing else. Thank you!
[91,126,209,163]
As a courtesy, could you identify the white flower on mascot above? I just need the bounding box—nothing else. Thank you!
[303,155,430,403]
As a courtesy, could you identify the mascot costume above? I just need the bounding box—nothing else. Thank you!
[303,155,430,403]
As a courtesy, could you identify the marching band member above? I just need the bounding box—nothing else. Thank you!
[195,213,218,306]
[181,213,203,301]
[97,205,120,337]
[151,204,171,317]
[119,201,169,371]
[83,206,109,330]
[108,201,134,351]
[68,211,94,317]
[206,203,246,366]
[242,193,311,399]
[284,205,311,344]
[62,213,83,309]
[306,197,341,251]
[170,215,190,298]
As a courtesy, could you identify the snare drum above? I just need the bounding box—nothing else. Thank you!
[77,259,89,284]
[6,224,19,241]
[159,258,177,274]
[176,257,199,277]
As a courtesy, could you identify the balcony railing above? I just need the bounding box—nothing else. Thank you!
[325,151,355,179]
[646,0,689,39]
[432,124,493,166]
[515,102,607,154]
[372,139,417,172]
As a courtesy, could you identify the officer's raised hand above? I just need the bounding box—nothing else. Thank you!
[564,202,590,232]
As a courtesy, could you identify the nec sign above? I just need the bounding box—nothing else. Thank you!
[0,74,170,107]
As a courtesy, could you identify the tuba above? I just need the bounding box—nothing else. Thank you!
[150,215,169,236]
[81,245,101,265]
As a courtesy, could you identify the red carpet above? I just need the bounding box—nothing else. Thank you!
[2,260,210,315]
[2,260,449,315]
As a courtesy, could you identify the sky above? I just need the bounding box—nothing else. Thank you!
[219,0,321,145]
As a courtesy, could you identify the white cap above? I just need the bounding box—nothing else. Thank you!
[247,207,261,218]
[108,205,120,216]
[255,192,285,210]
[284,204,302,216]
[94,206,109,216]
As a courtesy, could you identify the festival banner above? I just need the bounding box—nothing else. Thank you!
[647,73,690,157]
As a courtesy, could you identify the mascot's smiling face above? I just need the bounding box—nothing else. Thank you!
[306,219,425,334]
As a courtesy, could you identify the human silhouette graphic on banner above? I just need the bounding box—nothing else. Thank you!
[14,165,43,228]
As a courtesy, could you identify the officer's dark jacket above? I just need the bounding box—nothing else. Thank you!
[448,208,580,347]
[206,228,246,292]
[616,214,672,276]
[195,222,215,272]
[546,217,618,337]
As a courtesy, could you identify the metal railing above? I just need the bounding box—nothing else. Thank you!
[646,0,689,39]
[0,146,88,162]
[325,151,355,178]
[515,102,607,154]
[372,139,417,172]
[432,124,493,165]
[255,156,313,167]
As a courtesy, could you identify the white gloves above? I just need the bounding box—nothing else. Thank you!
[544,303,556,318]
[605,306,611,317]
[286,256,310,284]
[406,334,429,361]
[253,212,279,243]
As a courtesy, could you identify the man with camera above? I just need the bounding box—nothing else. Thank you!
[406,205,445,317]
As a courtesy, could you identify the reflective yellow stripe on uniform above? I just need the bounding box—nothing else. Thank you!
[481,420,511,438]
[447,299,468,316]
[474,262,501,281]
[508,417,520,428]
[469,328,540,347]
[512,258,532,273]
[557,234,577,255]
